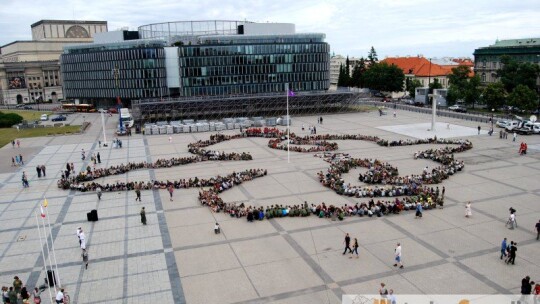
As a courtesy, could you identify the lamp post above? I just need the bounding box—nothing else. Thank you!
[112,65,123,134]
[491,108,494,128]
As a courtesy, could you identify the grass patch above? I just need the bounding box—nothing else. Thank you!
[0,110,53,122]
[0,125,81,148]
[348,105,379,112]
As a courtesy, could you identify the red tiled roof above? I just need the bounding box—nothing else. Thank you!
[382,57,454,77]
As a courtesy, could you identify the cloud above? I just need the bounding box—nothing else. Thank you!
[1,0,539,58]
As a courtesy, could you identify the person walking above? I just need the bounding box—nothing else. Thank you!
[509,211,517,229]
[36,166,42,178]
[79,229,86,250]
[520,276,533,304]
[500,238,508,260]
[11,157,15,167]
[168,184,174,202]
[32,287,42,304]
[342,233,353,255]
[16,140,20,148]
[465,202,472,218]
[96,186,102,200]
[513,132,517,142]
[214,222,220,234]
[22,172,29,188]
[140,207,147,225]
[394,243,403,268]
[379,283,388,298]
[76,227,82,245]
[19,154,23,165]
[41,165,46,177]
[535,220,540,241]
[350,238,359,259]
[97,152,101,164]
[13,276,22,294]
[12,140,15,148]
[55,289,64,304]
[415,202,423,219]
[135,187,141,202]
[81,149,85,161]
[506,241,517,265]
[82,249,89,269]
[478,125,481,134]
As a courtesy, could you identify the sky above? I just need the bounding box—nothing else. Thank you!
[1,0,539,59]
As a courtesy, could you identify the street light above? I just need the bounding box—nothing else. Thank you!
[491,108,494,128]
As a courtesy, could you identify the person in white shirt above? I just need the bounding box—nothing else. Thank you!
[388,289,397,304]
[55,289,64,303]
[509,213,516,229]
[79,229,86,250]
[214,223,220,234]
[76,227,82,245]
[393,243,403,268]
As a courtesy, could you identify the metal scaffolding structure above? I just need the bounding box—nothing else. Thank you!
[131,91,360,123]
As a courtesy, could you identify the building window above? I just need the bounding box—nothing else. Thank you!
[482,60,486,68]
[481,73,486,82]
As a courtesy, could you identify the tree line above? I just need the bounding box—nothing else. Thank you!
[338,48,539,111]
[337,47,405,93]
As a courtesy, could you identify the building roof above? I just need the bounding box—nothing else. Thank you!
[489,38,540,48]
[382,56,453,77]
[31,20,107,28]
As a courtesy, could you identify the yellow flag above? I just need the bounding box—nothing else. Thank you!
[43,199,48,208]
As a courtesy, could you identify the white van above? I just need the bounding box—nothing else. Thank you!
[40,114,48,121]
[505,121,520,131]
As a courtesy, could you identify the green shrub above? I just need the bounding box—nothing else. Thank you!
[0,112,24,128]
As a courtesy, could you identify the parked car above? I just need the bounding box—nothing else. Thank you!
[532,124,540,134]
[496,120,509,128]
[23,105,33,109]
[40,114,48,121]
[51,115,67,121]
[449,105,467,113]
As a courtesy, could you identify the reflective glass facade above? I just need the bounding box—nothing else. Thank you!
[61,45,166,100]
[179,37,330,97]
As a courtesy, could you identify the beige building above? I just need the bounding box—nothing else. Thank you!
[0,20,107,105]
[329,54,362,87]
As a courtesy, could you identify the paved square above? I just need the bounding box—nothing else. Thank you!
[0,109,539,303]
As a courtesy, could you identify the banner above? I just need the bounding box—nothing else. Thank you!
[343,294,536,304]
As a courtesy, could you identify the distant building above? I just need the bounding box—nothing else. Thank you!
[0,20,107,105]
[473,38,540,88]
[329,54,362,87]
[61,20,330,104]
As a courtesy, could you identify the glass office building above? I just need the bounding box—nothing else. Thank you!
[179,34,329,97]
[61,40,167,102]
[60,21,330,105]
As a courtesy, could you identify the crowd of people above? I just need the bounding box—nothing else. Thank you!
[1,276,41,304]
[54,129,473,224]
[11,154,24,167]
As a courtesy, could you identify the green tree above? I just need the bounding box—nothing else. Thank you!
[337,63,346,87]
[497,55,540,92]
[507,84,538,111]
[361,63,405,92]
[351,57,367,87]
[463,75,481,108]
[447,65,480,107]
[406,78,422,98]
[482,82,507,110]
[367,46,378,66]
[428,78,443,94]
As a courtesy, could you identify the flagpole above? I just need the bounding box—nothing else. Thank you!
[40,213,57,292]
[286,83,290,164]
[35,212,54,302]
[45,204,61,287]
